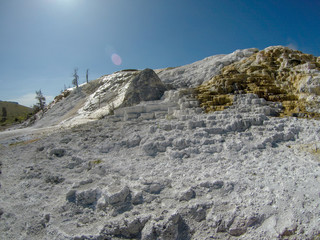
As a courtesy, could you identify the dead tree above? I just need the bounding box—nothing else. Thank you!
[72,68,79,89]
[86,69,89,83]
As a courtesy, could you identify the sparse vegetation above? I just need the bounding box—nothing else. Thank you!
[53,90,71,103]
[87,159,103,171]
[72,68,79,89]
[9,138,39,147]
[91,159,102,165]
[86,69,89,83]
[0,101,33,129]
[82,79,104,95]
[121,69,139,72]
[35,90,46,112]
[306,143,320,160]
[313,234,320,240]
[1,107,7,122]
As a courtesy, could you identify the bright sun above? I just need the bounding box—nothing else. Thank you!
[53,0,77,8]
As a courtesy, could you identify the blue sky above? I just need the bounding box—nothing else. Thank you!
[0,0,319,107]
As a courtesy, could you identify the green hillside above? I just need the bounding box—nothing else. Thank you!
[0,101,33,127]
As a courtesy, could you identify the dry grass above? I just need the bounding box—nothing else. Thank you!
[9,138,39,147]
[290,142,320,162]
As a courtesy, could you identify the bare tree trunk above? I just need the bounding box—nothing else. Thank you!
[86,69,89,83]
[1,107,7,122]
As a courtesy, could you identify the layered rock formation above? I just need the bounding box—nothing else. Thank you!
[24,48,261,127]
[1,46,320,239]
[158,48,258,88]
[1,92,320,239]
[76,69,166,122]
[196,46,320,118]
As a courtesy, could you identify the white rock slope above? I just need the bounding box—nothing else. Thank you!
[158,48,258,88]
[1,46,320,239]
[23,48,258,128]
[1,93,320,239]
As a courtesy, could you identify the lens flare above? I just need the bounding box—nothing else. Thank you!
[111,53,122,66]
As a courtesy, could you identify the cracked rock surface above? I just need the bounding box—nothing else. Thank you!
[1,46,320,239]
[1,93,320,239]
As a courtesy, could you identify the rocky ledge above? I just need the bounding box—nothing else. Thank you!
[197,46,320,118]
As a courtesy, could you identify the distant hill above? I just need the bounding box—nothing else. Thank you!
[0,101,33,127]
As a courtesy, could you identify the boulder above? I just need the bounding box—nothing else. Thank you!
[120,68,167,107]
[49,148,66,158]
[66,188,101,209]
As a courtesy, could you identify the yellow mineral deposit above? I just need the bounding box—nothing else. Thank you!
[196,46,320,118]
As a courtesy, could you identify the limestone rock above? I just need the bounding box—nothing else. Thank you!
[141,141,158,156]
[143,182,165,194]
[228,217,247,236]
[100,216,150,239]
[49,148,66,158]
[107,186,131,205]
[66,188,101,209]
[197,46,320,118]
[121,68,167,107]
[2,46,320,240]
[179,188,196,201]
[141,213,191,240]
[158,48,258,88]
[131,191,144,205]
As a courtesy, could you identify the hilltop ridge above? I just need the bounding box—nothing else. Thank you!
[27,46,320,130]
[0,101,32,128]
[29,47,259,128]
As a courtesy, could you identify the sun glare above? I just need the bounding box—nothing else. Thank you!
[111,53,122,66]
[52,0,77,8]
